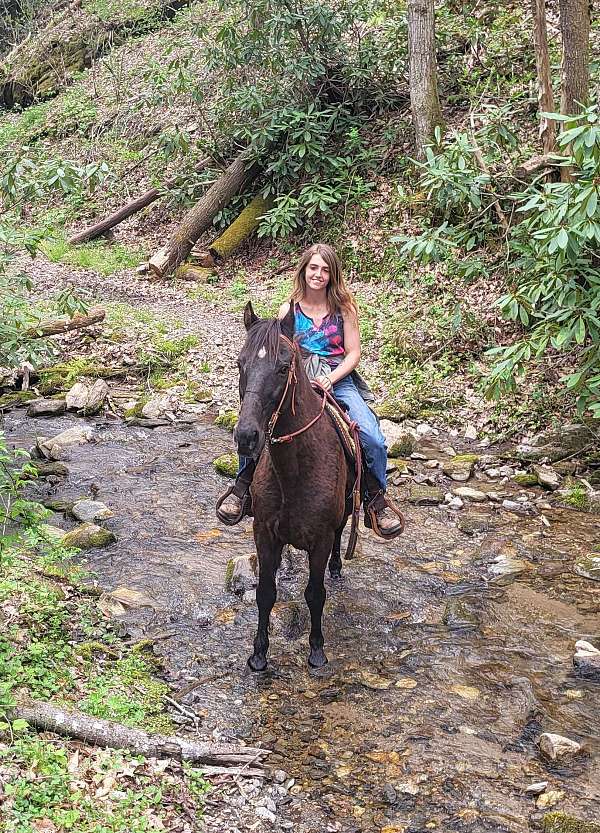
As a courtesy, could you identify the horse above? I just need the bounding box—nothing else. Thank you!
[235,301,355,671]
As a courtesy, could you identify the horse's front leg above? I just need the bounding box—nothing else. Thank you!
[306,535,335,668]
[328,523,344,580]
[248,531,283,672]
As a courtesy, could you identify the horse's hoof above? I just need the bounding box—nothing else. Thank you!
[308,648,328,668]
[248,653,267,672]
[329,566,342,580]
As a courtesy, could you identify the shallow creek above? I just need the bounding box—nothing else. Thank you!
[4,410,600,833]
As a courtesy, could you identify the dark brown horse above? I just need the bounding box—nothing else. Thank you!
[236,301,352,670]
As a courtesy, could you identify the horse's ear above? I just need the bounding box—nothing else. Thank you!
[243,301,258,331]
[280,300,295,340]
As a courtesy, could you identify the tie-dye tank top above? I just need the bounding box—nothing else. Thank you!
[294,303,344,365]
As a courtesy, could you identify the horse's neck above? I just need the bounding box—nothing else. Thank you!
[271,365,321,444]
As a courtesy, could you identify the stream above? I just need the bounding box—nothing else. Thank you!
[4,408,600,833]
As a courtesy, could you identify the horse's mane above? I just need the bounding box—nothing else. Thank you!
[245,317,287,362]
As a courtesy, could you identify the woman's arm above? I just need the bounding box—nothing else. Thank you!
[327,309,361,385]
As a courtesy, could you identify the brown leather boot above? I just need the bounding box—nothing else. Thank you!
[365,491,405,538]
[216,485,252,525]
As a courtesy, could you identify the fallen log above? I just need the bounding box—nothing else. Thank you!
[8,700,270,769]
[208,194,272,262]
[26,307,105,338]
[68,159,210,245]
[148,150,260,279]
[514,153,561,180]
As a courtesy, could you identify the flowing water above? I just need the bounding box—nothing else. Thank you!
[4,410,600,832]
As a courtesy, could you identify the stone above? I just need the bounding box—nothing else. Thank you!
[255,806,276,823]
[27,398,66,417]
[502,499,533,514]
[72,499,113,523]
[227,554,258,596]
[537,791,565,810]
[32,461,69,477]
[513,473,539,487]
[515,424,593,463]
[525,781,549,795]
[142,394,173,420]
[443,599,479,629]
[449,684,480,700]
[573,553,600,581]
[62,522,116,550]
[407,484,444,505]
[573,639,600,681]
[464,424,477,440]
[488,554,528,582]
[442,454,479,482]
[39,523,66,541]
[65,382,89,410]
[38,425,94,460]
[380,420,417,455]
[538,733,581,761]
[534,464,561,490]
[542,812,600,833]
[85,379,110,413]
[214,409,238,431]
[446,497,464,511]
[453,486,487,502]
[213,453,239,478]
[456,511,494,536]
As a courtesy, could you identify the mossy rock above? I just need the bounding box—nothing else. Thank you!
[387,457,408,474]
[224,557,235,591]
[375,398,411,422]
[183,382,213,404]
[408,484,444,505]
[0,391,36,409]
[124,398,149,419]
[214,453,239,478]
[214,410,238,432]
[62,522,116,549]
[442,454,479,481]
[513,473,539,487]
[543,812,600,833]
[388,434,416,458]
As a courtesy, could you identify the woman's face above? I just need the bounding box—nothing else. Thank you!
[305,253,331,292]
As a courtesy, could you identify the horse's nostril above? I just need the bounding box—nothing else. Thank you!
[237,427,259,454]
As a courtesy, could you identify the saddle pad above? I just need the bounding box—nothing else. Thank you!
[325,400,356,462]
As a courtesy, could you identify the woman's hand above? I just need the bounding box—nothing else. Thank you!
[316,374,333,391]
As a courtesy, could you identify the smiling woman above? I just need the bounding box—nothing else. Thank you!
[216,242,404,541]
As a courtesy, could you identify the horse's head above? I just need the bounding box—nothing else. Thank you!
[235,301,296,458]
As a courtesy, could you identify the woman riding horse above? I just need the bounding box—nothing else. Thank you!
[217,242,403,540]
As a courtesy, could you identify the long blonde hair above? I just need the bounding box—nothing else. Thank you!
[291,243,358,318]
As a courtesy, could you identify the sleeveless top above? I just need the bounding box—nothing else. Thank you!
[294,303,344,366]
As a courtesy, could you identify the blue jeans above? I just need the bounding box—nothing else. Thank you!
[238,374,388,492]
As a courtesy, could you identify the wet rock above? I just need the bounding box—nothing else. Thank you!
[407,484,444,505]
[542,812,600,833]
[387,458,409,474]
[213,453,239,478]
[65,382,89,410]
[62,522,116,550]
[452,486,487,502]
[456,511,494,536]
[573,552,600,582]
[270,602,308,639]
[443,599,479,629]
[39,523,66,541]
[382,783,397,804]
[488,553,528,582]
[32,461,69,477]
[539,732,581,761]
[27,398,66,417]
[85,379,110,413]
[72,499,113,523]
[534,465,561,490]
[442,454,479,482]
[142,394,174,420]
[226,554,258,596]
[502,499,534,514]
[573,639,600,681]
[515,424,593,463]
[449,683,480,700]
[446,495,464,511]
[37,425,94,460]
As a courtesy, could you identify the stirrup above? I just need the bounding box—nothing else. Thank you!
[216,485,251,526]
[364,492,405,540]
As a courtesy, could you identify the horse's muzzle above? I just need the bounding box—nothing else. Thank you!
[236,425,263,458]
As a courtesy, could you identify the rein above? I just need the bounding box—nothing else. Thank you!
[266,334,362,561]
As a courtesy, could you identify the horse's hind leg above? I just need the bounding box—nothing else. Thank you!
[306,536,334,668]
[328,525,344,579]
[248,533,283,672]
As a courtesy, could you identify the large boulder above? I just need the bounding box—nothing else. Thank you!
[72,499,113,523]
[37,426,93,460]
[539,732,581,761]
[27,398,66,417]
[62,522,115,550]
[515,424,594,462]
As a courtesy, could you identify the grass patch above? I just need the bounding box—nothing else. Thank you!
[83,0,152,22]
[42,236,146,276]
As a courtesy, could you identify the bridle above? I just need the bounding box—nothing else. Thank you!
[266,335,326,445]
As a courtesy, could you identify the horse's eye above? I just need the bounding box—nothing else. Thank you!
[278,364,289,375]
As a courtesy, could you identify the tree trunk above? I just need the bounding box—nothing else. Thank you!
[531,0,556,154]
[0,0,189,107]
[407,0,444,160]
[148,151,259,279]
[67,159,210,245]
[9,699,270,770]
[558,0,590,117]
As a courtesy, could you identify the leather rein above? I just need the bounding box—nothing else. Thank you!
[266,334,363,560]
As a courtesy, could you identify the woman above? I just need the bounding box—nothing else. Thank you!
[217,242,403,539]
